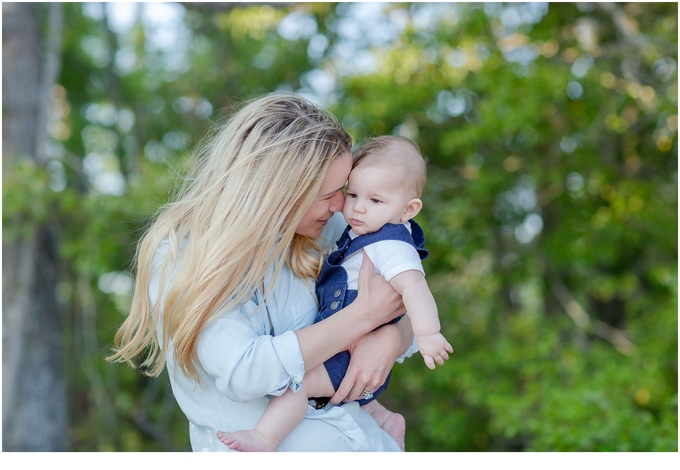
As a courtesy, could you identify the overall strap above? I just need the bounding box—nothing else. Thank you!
[340,221,429,262]
[330,224,354,255]
[409,219,429,260]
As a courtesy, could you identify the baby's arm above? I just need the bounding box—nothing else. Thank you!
[389,270,453,369]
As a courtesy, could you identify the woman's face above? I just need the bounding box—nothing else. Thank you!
[295,152,352,238]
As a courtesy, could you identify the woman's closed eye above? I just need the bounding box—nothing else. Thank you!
[322,190,339,200]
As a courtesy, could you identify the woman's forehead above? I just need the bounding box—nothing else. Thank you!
[321,152,352,190]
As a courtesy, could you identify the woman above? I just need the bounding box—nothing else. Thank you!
[108,93,416,451]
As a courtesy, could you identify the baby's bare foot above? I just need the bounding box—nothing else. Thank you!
[382,413,406,451]
[216,429,277,452]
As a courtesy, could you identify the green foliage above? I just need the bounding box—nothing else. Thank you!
[4,2,675,451]
[347,2,677,451]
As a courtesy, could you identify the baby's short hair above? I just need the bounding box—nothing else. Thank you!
[352,135,427,197]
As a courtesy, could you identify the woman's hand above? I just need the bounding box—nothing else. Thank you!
[354,252,406,329]
[330,325,401,404]
[330,313,414,404]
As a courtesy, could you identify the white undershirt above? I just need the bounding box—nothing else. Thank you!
[339,222,425,290]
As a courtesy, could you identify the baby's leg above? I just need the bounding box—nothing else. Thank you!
[217,365,335,452]
[361,400,406,451]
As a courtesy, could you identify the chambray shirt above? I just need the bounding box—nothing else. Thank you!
[150,213,416,451]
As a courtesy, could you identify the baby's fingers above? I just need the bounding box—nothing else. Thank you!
[434,354,446,366]
[423,354,435,370]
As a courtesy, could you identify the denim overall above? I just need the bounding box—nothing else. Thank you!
[314,220,428,405]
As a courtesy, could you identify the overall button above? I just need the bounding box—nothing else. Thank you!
[330,301,339,310]
[333,289,341,298]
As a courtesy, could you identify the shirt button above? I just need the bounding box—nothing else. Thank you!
[330,301,339,310]
[333,289,341,298]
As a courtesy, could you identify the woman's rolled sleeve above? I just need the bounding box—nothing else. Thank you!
[270,330,305,393]
[197,313,305,403]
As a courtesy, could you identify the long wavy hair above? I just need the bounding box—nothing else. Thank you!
[107,93,352,382]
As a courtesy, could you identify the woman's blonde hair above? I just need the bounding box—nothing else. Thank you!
[108,93,352,382]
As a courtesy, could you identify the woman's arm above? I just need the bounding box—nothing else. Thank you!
[294,252,405,372]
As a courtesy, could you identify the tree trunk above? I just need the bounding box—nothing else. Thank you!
[2,2,68,451]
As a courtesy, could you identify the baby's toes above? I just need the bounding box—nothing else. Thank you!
[217,431,235,446]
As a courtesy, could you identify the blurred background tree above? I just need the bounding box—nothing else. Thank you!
[2,2,676,452]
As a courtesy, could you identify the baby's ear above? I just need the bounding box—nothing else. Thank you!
[401,198,423,222]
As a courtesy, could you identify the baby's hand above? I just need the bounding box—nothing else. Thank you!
[417,332,453,370]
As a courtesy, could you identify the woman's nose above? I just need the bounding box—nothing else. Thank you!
[330,191,345,212]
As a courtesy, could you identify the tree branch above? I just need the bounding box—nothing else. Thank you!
[545,260,636,356]
[598,3,651,50]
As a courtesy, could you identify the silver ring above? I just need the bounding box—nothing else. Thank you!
[362,389,374,400]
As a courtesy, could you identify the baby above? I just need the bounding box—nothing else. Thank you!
[218,135,453,452]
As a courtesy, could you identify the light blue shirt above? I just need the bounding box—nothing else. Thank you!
[150,213,416,451]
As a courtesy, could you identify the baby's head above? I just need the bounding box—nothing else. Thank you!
[343,136,427,235]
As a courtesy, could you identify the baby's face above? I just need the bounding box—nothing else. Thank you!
[342,164,413,235]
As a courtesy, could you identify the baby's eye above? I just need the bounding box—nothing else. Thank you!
[370,198,381,204]
[347,193,357,198]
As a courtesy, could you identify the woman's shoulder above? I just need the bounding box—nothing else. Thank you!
[151,233,189,267]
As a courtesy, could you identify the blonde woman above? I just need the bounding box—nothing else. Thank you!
[108,93,416,451]
[218,135,452,452]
